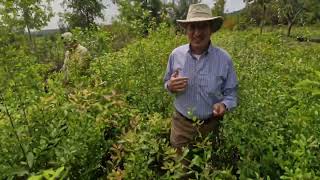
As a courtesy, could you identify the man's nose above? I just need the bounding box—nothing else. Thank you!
[194,28,201,35]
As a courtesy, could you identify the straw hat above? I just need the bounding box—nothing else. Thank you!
[61,32,75,43]
[177,3,224,33]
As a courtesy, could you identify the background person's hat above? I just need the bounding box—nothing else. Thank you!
[177,3,224,33]
[61,32,75,43]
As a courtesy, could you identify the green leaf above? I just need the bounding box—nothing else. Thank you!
[43,169,55,178]
[190,155,202,167]
[295,79,320,88]
[311,90,320,97]
[314,71,320,79]
[28,175,43,180]
[27,152,34,169]
[9,167,29,177]
[53,167,65,178]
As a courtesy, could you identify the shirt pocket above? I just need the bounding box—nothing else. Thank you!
[199,73,224,99]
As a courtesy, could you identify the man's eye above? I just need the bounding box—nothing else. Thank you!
[199,23,207,28]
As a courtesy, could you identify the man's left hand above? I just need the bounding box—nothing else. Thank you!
[213,103,226,117]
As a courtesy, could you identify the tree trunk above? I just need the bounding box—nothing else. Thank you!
[287,22,293,37]
[23,8,36,53]
[260,4,266,35]
[286,8,302,37]
[26,24,35,52]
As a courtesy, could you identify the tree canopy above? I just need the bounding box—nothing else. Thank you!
[60,0,106,29]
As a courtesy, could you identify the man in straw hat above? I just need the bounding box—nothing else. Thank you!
[163,3,238,164]
[60,32,90,86]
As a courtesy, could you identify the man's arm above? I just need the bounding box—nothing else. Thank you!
[61,51,70,83]
[73,45,90,71]
[79,49,91,71]
[221,60,238,111]
[61,51,70,72]
[164,54,174,92]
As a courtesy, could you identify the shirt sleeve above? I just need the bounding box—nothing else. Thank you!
[79,49,91,71]
[163,53,174,94]
[62,51,70,81]
[61,51,69,71]
[221,59,238,111]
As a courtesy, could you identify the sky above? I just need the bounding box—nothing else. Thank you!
[44,0,246,30]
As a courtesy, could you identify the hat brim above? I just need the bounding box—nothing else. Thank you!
[177,16,224,33]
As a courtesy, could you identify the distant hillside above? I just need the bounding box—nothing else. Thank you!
[226,9,244,16]
[30,29,60,36]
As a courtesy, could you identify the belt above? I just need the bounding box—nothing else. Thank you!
[176,110,212,124]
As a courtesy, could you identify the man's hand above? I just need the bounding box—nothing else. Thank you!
[167,70,189,93]
[213,103,226,117]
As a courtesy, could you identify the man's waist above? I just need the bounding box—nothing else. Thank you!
[174,96,224,116]
[174,102,213,120]
[175,109,213,124]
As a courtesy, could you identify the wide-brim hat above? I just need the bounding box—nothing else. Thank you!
[177,3,224,33]
[61,32,75,43]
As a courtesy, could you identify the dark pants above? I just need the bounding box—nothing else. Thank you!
[170,110,221,148]
[170,110,222,178]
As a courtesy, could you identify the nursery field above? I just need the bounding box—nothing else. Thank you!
[0,26,319,179]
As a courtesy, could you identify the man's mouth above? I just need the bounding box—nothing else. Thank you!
[193,39,202,44]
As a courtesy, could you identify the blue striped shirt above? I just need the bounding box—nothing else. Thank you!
[164,43,238,120]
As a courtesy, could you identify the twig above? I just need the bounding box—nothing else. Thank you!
[0,94,28,168]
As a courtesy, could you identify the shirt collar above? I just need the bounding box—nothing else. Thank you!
[187,41,214,56]
[69,44,80,52]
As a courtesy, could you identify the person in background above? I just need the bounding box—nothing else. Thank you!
[61,32,90,86]
[163,3,238,167]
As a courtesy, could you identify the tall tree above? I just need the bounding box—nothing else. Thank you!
[0,0,53,50]
[302,0,320,24]
[212,0,226,16]
[244,0,271,34]
[114,0,163,35]
[116,0,163,21]
[61,0,106,29]
[275,0,306,36]
[149,0,163,23]
[174,0,201,21]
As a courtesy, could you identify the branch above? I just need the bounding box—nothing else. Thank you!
[0,94,28,168]
[291,7,303,23]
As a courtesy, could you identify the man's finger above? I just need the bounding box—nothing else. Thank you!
[171,80,188,86]
[213,103,225,117]
[213,108,221,116]
[170,77,189,82]
[175,87,187,92]
[175,77,189,81]
[172,68,182,78]
[172,82,188,89]
[173,84,187,90]
[172,71,179,78]
[171,78,188,84]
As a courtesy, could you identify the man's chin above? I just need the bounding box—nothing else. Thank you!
[191,43,204,49]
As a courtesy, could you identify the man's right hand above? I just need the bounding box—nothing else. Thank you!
[167,70,189,93]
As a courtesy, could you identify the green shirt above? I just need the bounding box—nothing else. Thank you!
[62,44,90,83]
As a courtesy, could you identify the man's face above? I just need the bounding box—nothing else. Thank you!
[63,41,70,49]
[63,41,76,50]
[186,21,212,54]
